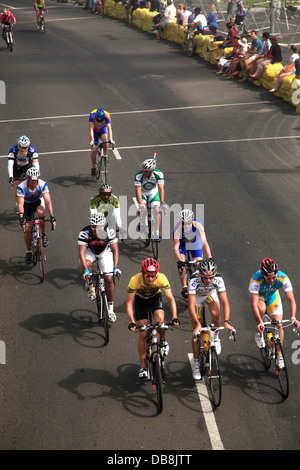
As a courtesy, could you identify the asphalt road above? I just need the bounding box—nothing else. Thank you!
[0,0,300,453]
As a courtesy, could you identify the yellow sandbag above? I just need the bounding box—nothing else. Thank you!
[132,8,144,29]
[115,2,126,19]
[261,63,283,89]
[104,0,114,16]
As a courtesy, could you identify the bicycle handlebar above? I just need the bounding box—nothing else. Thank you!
[259,319,297,331]
[194,326,236,343]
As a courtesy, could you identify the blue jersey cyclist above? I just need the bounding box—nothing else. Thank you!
[249,258,299,355]
[8,135,40,211]
[89,108,115,177]
[173,209,212,298]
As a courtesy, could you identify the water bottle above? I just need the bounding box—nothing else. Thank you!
[203,332,210,351]
[267,331,274,348]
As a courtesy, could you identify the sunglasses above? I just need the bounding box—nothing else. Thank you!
[201,275,214,279]
[100,193,111,197]
[263,274,276,280]
[144,273,157,278]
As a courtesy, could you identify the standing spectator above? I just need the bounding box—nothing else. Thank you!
[234,0,245,25]
[269,44,299,93]
[239,30,263,82]
[226,0,235,21]
[207,4,218,36]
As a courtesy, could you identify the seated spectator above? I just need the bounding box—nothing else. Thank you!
[239,30,263,82]
[208,21,237,59]
[269,44,299,92]
[215,35,240,74]
[295,57,300,78]
[249,31,271,76]
[207,4,218,36]
[189,6,212,35]
[125,0,147,21]
[147,0,160,11]
[177,4,190,26]
[156,0,176,39]
[224,37,248,78]
[249,35,282,80]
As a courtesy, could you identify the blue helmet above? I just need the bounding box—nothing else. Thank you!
[95,108,106,122]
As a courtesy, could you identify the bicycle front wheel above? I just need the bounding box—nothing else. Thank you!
[151,238,158,260]
[37,238,45,282]
[154,353,163,412]
[41,19,46,33]
[186,38,195,56]
[275,341,289,399]
[102,292,109,344]
[208,347,222,407]
[260,331,272,369]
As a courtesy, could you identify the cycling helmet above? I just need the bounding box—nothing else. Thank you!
[99,182,112,193]
[179,209,194,222]
[90,212,106,226]
[198,258,217,276]
[261,258,278,276]
[95,108,106,122]
[141,159,156,171]
[3,9,9,15]
[18,135,30,148]
[26,167,39,180]
[141,257,160,275]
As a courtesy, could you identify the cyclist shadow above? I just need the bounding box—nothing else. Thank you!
[118,238,155,265]
[20,309,110,348]
[50,174,96,190]
[0,209,20,232]
[221,352,289,404]
[2,256,45,285]
[43,267,82,289]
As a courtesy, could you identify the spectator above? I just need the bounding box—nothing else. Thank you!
[147,0,160,11]
[208,21,237,59]
[207,4,218,36]
[295,57,300,78]
[215,35,240,74]
[176,2,183,23]
[269,44,299,92]
[188,6,211,35]
[224,37,248,78]
[249,35,282,80]
[239,30,263,82]
[249,31,271,76]
[156,0,176,40]
[234,0,245,25]
[177,4,190,26]
[226,0,235,21]
[125,0,147,22]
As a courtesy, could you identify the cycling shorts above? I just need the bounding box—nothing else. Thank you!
[93,128,107,145]
[141,189,160,205]
[179,246,202,258]
[85,245,114,273]
[134,292,164,321]
[195,290,219,319]
[13,162,31,180]
[259,290,283,317]
[24,199,45,220]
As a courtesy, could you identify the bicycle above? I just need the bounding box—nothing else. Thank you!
[93,140,115,182]
[178,251,198,299]
[37,8,47,33]
[194,303,236,408]
[3,25,14,52]
[25,218,51,283]
[137,316,174,413]
[182,27,196,57]
[259,314,298,399]
[139,200,167,260]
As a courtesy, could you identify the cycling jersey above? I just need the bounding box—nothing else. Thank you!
[89,109,111,133]
[173,219,206,256]
[8,145,38,169]
[0,12,16,25]
[78,225,117,256]
[134,169,164,203]
[17,179,49,204]
[127,272,170,299]
[34,0,44,8]
[189,273,226,303]
[248,270,293,303]
[90,194,122,231]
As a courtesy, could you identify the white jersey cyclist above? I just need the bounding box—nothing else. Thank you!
[17,177,48,207]
[134,159,164,205]
[189,271,226,306]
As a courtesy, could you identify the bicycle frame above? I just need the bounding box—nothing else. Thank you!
[37,9,46,33]
[4,25,13,51]
[91,261,112,344]
[94,140,114,182]
[25,218,50,283]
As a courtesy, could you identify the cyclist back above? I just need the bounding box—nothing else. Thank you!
[8,135,40,210]
[249,258,299,354]
[126,258,179,379]
[89,108,115,177]
[78,212,121,322]
[134,158,166,241]
[17,168,56,264]
[173,209,212,298]
[188,258,234,379]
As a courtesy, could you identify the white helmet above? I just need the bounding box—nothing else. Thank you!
[99,182,112,193]
[26,167,39,180]
[18,135,30,148]
[90,212,106,226]
[141,159,156,171]
[179,209,194,222]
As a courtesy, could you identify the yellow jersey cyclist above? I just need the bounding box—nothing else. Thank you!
[134,158,167,241]
[173,209,212,299]
[188,258,235,379]
[78,212,121,322]
[249,257,299,366]
[89,108,115,177]
[126,257,179,379]
[89,182,125,237]
[34,0,46,26]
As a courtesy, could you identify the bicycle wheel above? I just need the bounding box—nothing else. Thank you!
[103,156,108,183]
[41,19,46,33]
[154,352,163,412]
[37,238,45,282]
[208,347,222,407]
[186,38,195,57]
[145,213,151,248]
[275,341,289,399]
[151,238,158,260]
[102,292,109,344]
[199,349,206,378]
[182,37,188,53]
[260,330,272,369]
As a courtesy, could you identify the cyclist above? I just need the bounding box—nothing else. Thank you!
[17,168,56,265]
[126,257,179,379]
[89,182,125,237]
[134,158,167,241]
[89,108,115,177]
[173,209,212,299]
[8,135,40,211]
[34,0,46,26]
[249,258,299,365]
[0,8,16,40]
[188,258,234,379]
[78,212,121,322]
